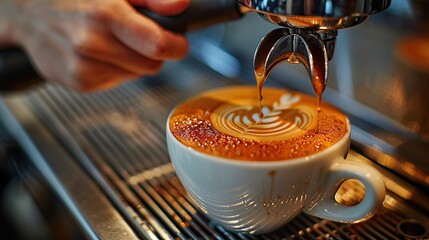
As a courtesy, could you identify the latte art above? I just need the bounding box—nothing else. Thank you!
[212,93,317,141]
[169,86,347,161]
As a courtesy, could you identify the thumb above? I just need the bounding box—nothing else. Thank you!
[127,0,190,16]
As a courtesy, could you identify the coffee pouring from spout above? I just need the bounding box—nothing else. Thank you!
[238,0,391,96]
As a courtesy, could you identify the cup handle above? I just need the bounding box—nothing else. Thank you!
[304,160,386,223]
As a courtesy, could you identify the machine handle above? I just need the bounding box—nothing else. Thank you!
[0,0,243,90]
[0,47,43,91]
[136,0,242,33]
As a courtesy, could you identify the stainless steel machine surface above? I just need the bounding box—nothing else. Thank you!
[0,0,428,239]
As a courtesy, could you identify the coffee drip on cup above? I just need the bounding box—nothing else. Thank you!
[239,0,391,126]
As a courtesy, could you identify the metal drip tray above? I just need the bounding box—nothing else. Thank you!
[0,58,428,239]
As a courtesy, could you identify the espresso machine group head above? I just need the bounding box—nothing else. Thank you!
[0,0,391,91]
[238,0,391,95]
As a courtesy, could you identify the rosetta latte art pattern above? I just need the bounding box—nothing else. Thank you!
[212,94,317,141]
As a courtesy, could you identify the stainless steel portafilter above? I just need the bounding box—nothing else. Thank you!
[238,0,391,29]
[238,0,391,94]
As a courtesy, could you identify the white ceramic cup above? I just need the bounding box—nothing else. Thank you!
[166,107,385,234]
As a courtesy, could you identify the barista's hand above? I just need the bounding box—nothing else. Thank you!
[0,0,189,91]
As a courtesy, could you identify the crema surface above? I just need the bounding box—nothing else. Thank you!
[169,86,347,161]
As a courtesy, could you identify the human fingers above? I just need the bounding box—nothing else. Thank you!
[24,33,142,92]
[71,30,164,75]
[127,0,190,16]
[110,3,189,61]
[63,55,144,91]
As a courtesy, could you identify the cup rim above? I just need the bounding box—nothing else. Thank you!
[166,110,351,168]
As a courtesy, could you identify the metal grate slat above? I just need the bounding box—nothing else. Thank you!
[31,89,166,240]
[301,216,344,240]
[295,215,330,240]
[41,86,183,239]
[86,131,188,239]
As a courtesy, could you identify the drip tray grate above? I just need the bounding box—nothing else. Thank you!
[23,59,428,239]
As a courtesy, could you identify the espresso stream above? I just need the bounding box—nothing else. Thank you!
[255,54,326,130]
[169,86,347,161]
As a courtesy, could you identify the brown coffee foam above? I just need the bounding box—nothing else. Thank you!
[169,86,347,161]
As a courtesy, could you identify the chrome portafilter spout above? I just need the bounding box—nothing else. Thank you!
[254,27,332,105]
[239,0,391,103]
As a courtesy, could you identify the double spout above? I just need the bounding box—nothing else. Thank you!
[254,28,333,101]
[241,0,391,98]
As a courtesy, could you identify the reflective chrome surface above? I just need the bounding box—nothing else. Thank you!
[238,0,391,29]
[254,28,328,95]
